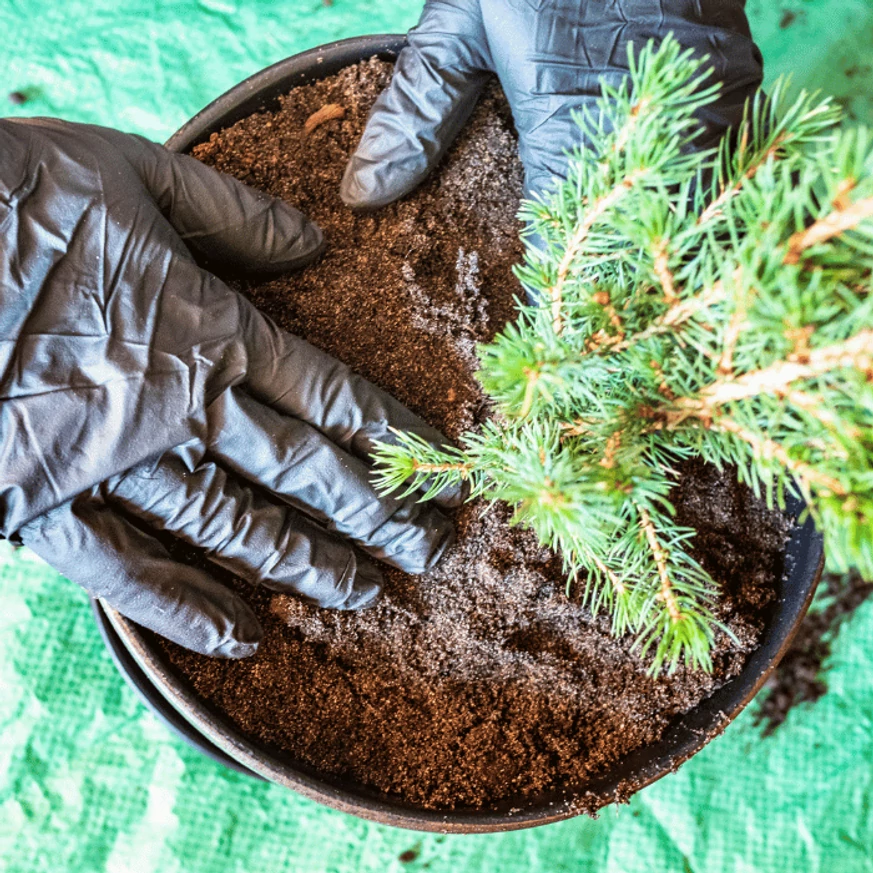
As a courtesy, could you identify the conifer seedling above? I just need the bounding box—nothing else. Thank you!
[374,36,873,675]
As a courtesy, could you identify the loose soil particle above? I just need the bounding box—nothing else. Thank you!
[779,9,800,29]
[160,58,792,811]
[755,571,873,735]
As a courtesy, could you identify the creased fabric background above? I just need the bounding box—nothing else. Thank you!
[3,1,873,871]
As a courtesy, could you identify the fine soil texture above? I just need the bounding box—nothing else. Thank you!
[159,58,792,812]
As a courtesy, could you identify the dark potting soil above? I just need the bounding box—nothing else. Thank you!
[755,571,873,735]
[159,58,792,811]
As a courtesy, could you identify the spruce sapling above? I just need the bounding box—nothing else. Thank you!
[373,35,873,675]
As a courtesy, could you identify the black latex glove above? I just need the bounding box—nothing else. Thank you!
[341,0,764,206]
[0,118,460,657]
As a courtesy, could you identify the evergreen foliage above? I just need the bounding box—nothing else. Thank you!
[373,36,873,674]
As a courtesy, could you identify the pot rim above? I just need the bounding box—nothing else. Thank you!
[91,598,263,779]
[97,32,825,833]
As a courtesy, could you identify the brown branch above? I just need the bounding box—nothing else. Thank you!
[718,272,764,376]
[718,300,746,376]
[593,554,627,595]
[411,461,471,476]
[652,242,678,304]
[537,480,568,509]
[585,329,627,353]
[549,172,643,335]
[559,419,594,438]
[607,278,728,355]
[650,359,675,400]
[784,195,873,264]
[636,504,683,622]
[584,266,733,357]
[611,98,649,155]
[591,290,626,340]
[697,135,784,225]
[600,431,622,468]
[712,416,847,497]
[786,390,862,440]
[784,325,815,363]
[672,329,873,415]
[831,178,857,212]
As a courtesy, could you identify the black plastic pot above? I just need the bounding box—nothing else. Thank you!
[93,33,825,833]
[91,599,262,779]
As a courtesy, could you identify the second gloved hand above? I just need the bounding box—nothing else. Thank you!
[340,0,764,206]
[1,118,459,658]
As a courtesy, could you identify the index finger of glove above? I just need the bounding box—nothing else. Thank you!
[18,499,263,658]
[208,389,455,574]
[241,301,466,509]
[90,125,324,275]
[340,0,493,209]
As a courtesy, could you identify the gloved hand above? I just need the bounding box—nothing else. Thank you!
[0,118,459,657]
[341,0,764,206]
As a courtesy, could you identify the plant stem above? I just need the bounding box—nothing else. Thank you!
[674,329,873,414]
[518,368,540,418]
[608,279,727,354]
[697,134,784,225]
[717,299,747,376]
[712,416,847,496]
[784,195,873,264]
[593,554,627,595]
[652,242,678,303]
[636,504,683,622]
[786,390,862,439]
[549,172,643,335]
[412,461,471,475]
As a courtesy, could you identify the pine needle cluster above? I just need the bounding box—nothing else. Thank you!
[374,36,873,674]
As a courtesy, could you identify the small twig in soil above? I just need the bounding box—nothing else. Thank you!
[304,103,346,135]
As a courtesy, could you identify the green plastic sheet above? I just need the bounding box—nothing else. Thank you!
[3,2,873,870]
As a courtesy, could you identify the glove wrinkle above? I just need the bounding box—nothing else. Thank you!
[206,387,455,574]
[18,497,263,658]
[238,301,466,508]
[1,118,457,656]
[103,446,386,610]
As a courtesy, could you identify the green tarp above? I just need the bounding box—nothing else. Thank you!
[3,2,873,870]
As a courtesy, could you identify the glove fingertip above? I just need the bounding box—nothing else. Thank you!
[389,510,455,577]
[340,155,419,210]
[285,213,326,267]
[249,207,326,274]
[523,170,560,203]
[209,600,263,658]
[420,516,455,574]
[289,217,326,264]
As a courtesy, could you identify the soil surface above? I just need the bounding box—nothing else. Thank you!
[159,58,792,811]
[755,571,873,735]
